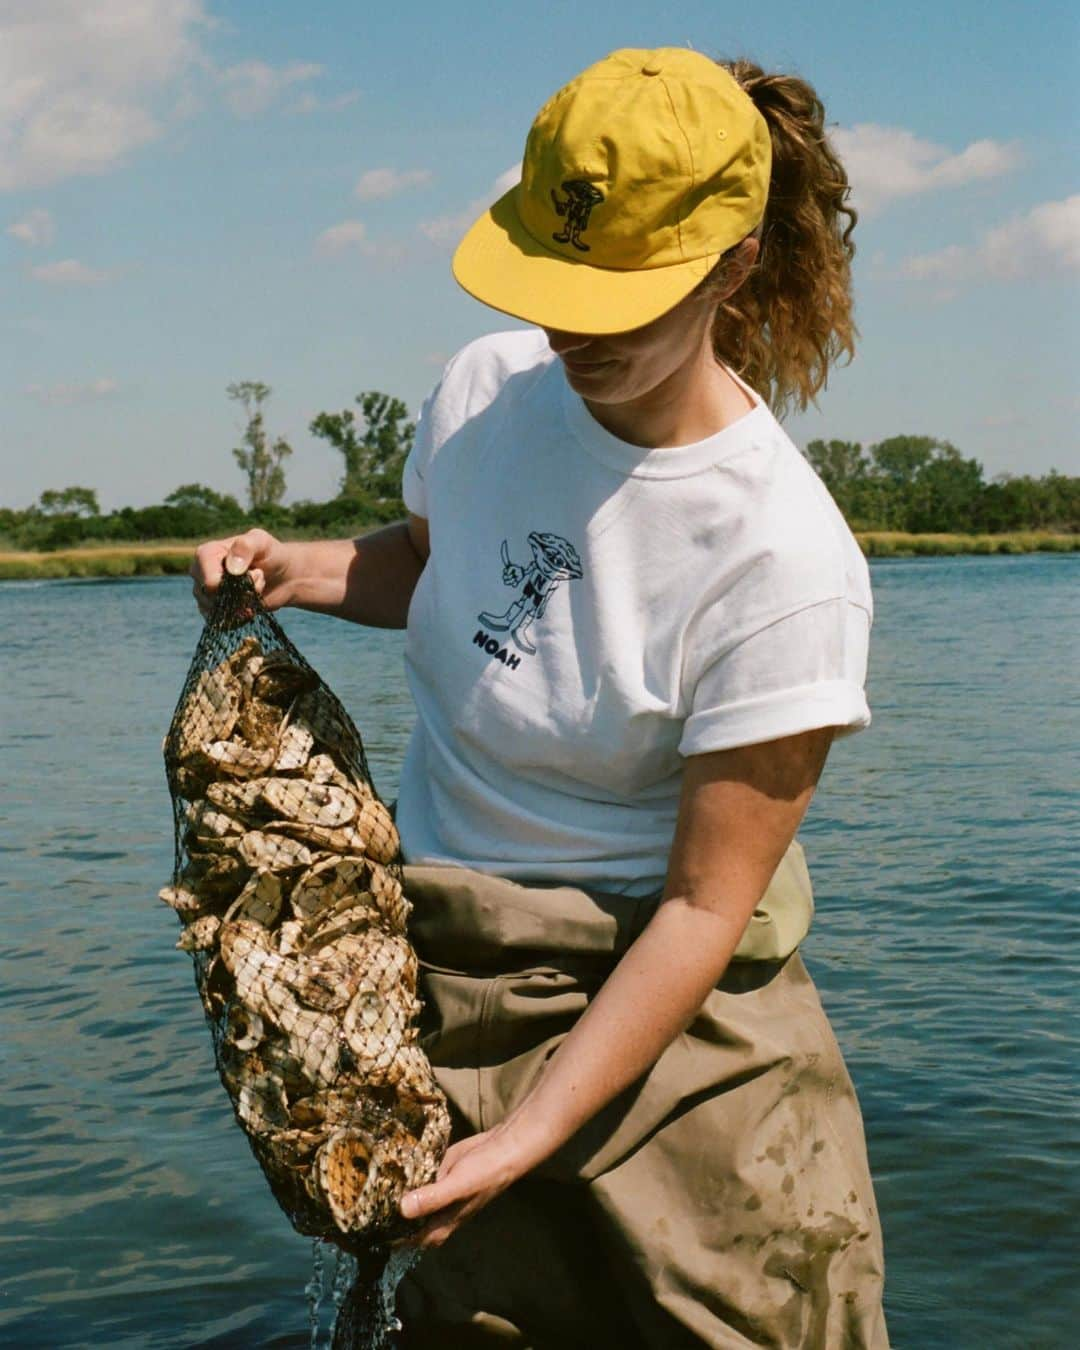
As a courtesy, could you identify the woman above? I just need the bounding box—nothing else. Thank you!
[195,48,888,1348]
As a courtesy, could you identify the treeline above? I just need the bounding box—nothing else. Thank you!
[2,384,416,552]
[0,481,408,553]
[3,393,1078,551]
[805,436,1078,534]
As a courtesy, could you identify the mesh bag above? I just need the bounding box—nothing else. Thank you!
[160,571,450,1255]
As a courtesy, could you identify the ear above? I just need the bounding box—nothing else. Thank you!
[715,236,760,301]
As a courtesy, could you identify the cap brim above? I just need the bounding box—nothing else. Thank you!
[452,189,715,336]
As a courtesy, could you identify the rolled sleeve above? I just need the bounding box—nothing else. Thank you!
[679,598,872,757]
[401,441,428,517]
[402,388,438,519]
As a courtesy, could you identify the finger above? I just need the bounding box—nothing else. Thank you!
[400,1172,472,1221]
[192,541,233,595]
[248,567,265,595]
[412,1200,473,1249]
[226,527,278,579]
[191,577,212,615]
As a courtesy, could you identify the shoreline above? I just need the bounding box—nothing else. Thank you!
[0,531,1077,580]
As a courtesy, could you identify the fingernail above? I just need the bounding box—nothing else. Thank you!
[225,554,247,575]
[400,1194,416,1219]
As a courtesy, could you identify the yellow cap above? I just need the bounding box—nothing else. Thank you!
[452,48,772,336]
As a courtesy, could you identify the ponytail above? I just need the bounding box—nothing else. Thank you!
[710,59,858,418]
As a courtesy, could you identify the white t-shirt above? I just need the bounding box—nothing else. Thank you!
[395,328,872,896]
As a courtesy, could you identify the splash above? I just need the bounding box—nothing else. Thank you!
[305,1239,420,1350]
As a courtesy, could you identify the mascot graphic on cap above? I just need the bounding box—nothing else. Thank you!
[479,531,584,655]
[551,180,605,252]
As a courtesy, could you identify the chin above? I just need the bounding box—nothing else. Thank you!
[562,365,624,401]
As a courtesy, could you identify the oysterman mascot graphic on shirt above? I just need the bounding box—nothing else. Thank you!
[479,532,584,655]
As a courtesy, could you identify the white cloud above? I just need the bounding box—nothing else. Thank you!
[901,195,1080,286]
[314,220,371,257]
[25,377,119,405]
[354,167,433,201]
[831,124,1021,216]
[291,89,360,116]
[0,0,208,190]
[418,164,520,249]
[901,244,969,282]
[979,195,1080,279]
[7,208,55,245]
[30,258,112,284]
[0,4,329,189]
[217,59,323,118]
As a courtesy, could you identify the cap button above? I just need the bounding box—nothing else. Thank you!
[641,62,662,76]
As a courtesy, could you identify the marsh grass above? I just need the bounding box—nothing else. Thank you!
[856,532,1079,557]
[0,546,196,581]
[0,533,1077,580]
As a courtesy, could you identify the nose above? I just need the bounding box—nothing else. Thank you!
[543,328,594,357]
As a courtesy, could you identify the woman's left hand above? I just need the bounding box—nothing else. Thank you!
[399,1119,545,1248]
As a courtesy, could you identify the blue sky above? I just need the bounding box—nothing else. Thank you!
[3,0,1078,511]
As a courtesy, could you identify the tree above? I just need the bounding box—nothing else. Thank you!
[227,381,292,510]
[38,486,100,517]
[805,439,867,518]
[867,435,979,532]
[309,391,415,501]
[164,483,243,515]
[868,435,939,489]
[905,445,985,532]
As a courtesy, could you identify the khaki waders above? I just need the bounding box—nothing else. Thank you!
[396,844,888,1349]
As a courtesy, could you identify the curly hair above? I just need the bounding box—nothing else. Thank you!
[706,59,858,419]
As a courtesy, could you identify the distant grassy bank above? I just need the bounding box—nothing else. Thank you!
[1,531,1078,581]
[855,531,1079,557]
[0,544,196,580]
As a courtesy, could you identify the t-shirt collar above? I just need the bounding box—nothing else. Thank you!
[557,360,768,479]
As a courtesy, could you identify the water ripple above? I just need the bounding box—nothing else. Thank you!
[1,561,1077,1347]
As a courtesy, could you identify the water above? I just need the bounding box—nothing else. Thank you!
[1,557,1076,1348]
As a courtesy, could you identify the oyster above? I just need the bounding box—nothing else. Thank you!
[224,870,284,929]
[176,913,222,952]
[252,651,318,705]
[158,883,205,919]
[273,722,315,772]
[162,609,449,1251]
[260,778,357,830]
[237,829,313,872]
[204,739,277,779]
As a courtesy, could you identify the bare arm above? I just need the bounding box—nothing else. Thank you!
[401,725,835,1244]
[191,514,430,628]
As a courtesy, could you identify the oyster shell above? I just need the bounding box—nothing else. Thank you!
[204,739,277,779]
[181,666,240,745]
[316,1128,375,1232]
[223,1002,266,1053]
[260,778,357,830]
[289,856,372,920]
[236,697,284,752]
[304,753,357,791]
[205,777,268,820]
[158,884,205,919]
[223,869,284,929]
[176,913,222,952]
[237,829,313,871]
[273,721,315,772]
[253,651,318,706]
[341,984,413,1081]
[181,851,249,903]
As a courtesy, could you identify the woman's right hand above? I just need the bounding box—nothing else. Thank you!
[190,528,294,618]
